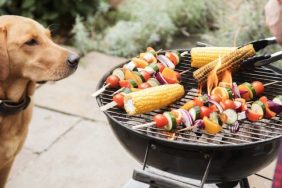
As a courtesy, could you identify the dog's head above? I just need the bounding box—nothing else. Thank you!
[0,15,79,82]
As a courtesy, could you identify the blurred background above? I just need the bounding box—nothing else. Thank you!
[1,0,281,67]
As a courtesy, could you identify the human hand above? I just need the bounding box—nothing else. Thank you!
[265,0,282,44]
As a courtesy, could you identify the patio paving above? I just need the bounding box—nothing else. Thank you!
[6,51,277,188]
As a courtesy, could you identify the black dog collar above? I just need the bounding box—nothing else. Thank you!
[0,96,31,116]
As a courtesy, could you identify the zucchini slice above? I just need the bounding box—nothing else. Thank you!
[251,100,265,116]
[189,106,201,121]
[243,82,256,99]
[147,78,160,87]
[163,112,177,131]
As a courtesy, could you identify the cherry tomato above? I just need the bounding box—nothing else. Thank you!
[119,80,131,88]
[209,105,217,112]
[247,109,262,122]
[106,75,120,88]
[193,97,204,107]
[210,94,222,103]
[200,106,212,118]
[252,81,264,96]
[153,114,168,128]
[220,99,236,110]
[138,82,151,89]
[140,70,151,81]
[113,93,124,108]
[156,63,165,72]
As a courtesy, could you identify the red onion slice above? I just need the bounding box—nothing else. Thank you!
[268,99,282,114]
[154,72,168,85]
[157,55,175,69]
[232,82,241,98]
[194,119,204,129]
[179,109,193,128]
[229,121,240,133]
[208,98,223,113]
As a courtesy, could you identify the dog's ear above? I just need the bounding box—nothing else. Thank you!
[0,27,9,80]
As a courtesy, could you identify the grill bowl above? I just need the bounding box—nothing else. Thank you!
[96,49,282,183]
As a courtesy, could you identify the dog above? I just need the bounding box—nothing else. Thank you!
[0,15,79,187]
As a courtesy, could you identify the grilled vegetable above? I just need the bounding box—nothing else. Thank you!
[106,75,120,88]
[273,95,282,105]
[251,101,265,117]
[222,109,238,124]
[191,47,237,68]
[193,44,256,84]
[211,87,232,100]
[251,81,264,96]
[203,116,222,134]
[260,96,276,118]
[124,84,185,115]
[153,114,168,128]
[112,68,125,81]
[162,67,179,84]
[247,109,262,122]
[166,51,180,65]
[147,78,160,87]
[163,112,177,131]
[132,57,149,68]
[189,106,201,121]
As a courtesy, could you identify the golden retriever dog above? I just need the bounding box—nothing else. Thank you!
[0,15,79,187]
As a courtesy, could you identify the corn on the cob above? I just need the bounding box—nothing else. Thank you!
[191,47,237,68]
[193,44,256,85]
[124,84,185,115]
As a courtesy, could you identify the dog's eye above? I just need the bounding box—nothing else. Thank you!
[25,39,38,46]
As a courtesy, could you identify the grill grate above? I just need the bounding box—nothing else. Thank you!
[99,50,282,146]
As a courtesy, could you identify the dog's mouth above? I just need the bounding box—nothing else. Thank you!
[37,81,47,84]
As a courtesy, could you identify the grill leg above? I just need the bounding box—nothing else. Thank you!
[142,143,151,170]
[199,154,213,188]
[216,181,239,188]
[239,178,250,188]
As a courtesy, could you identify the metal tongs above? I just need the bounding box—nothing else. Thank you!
[197,37,281,67]
[240,36,282,67]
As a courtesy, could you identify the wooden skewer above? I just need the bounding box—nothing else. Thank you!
[180,69,191,75]
[132,122,156,129]
[178,125,198,132]
[112,87,125,96]
[263,80,281,86]
[92,83,110,97]
[100,101,117,111]
[180,51,188,57]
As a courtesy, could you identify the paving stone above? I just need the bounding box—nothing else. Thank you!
[7,148,38,181]
[6,120,140,188]
[24,107,80,153]
[34,51,126,122]
[246,175,272,188]
[257,159,276,180]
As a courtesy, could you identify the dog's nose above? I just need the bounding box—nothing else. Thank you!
[67,54,80,68]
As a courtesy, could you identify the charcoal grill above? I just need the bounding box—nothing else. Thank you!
[96,49,282,187]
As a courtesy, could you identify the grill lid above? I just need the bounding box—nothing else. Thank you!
[97,50,282,147]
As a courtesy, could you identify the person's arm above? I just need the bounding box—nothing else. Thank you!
[265,0,282,44]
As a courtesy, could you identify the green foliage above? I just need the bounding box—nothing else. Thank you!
[72,0,219,57]
[203,0,271,47]
[0,0,99,32]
